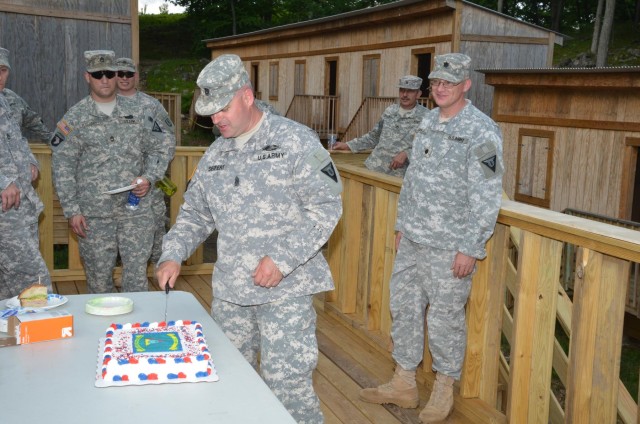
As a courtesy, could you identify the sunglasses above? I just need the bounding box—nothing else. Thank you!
[89,70,116,80]
[117,71,135,78]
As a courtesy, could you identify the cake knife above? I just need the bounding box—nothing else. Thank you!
[164,284,170,323]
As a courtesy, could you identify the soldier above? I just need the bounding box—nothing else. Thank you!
[332,75,428,177]
[0,47,52,143]
[51,50,173,293]
[0,93,52,299]
[156,54,343,424]
[358,54,504,423]
[115,57,176,264]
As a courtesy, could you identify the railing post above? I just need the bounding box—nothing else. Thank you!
[565,248,629,423]
[506,230,562,423]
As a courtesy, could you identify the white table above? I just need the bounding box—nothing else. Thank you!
[0,291,296,423]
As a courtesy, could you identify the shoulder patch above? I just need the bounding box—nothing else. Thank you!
[51,132,65,147]
[321,162,338,183]
[56,120,72,136]
[474,142,501,179]
[152,121,163,133]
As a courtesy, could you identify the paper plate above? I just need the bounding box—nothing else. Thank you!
[85,296,134,316]
[4,294,68,313]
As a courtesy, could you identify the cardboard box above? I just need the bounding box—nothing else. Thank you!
[8,310,74,344]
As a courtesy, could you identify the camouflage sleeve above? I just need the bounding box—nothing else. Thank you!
[141,101,176,183]
[0,100,22,189]
[19,98,52,143]
[51,118,83,218]
[346,117,384,152]
[462,129,504,259]
[158,165,216,264]
[269,145,343,276]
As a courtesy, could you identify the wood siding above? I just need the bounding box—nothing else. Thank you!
[203,0,561,135]
[0,0,137,130]
[485,69,640,219]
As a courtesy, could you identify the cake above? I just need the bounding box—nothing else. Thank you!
[99,320,214,384]
[18,283,48,307]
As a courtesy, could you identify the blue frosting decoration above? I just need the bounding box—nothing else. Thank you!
[167,373,179,379]
[139,373,148,380]
[195,371,208,378]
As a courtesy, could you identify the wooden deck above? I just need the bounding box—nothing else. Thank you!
[53,274,475,424]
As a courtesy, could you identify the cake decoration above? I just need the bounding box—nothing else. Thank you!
[95,320,218,387]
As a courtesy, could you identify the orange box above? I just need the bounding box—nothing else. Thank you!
[8,310,74,344]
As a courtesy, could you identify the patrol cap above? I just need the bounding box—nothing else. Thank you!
[0,47,10,69]
[115,57,136,73]
[428,53,471,83]
[84,50,116,72]
[398,75,422,90]
[195,54,249,116]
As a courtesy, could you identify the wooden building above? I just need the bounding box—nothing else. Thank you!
[202,0,563,137]
[480,66,640,221]
[0,0,139,130]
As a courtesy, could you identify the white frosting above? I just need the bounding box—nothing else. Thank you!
[100,320,212,383]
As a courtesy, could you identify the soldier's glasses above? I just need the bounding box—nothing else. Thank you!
[429,79,462,90]
[89,70,116,80]
[117,71,135,78]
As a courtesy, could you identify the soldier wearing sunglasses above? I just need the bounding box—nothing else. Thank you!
[50,50,173,294]
[115,57,176,266]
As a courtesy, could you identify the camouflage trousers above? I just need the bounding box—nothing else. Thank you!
[0,222,52,299]
[212,295,323,424]
[78,212,153,294]
[390,237,472,379]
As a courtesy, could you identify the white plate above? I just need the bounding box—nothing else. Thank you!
[4,294,68,313]
[85,296,134,316]
[102,183,137,195]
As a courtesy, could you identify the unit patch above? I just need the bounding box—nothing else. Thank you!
[321,162,338,183]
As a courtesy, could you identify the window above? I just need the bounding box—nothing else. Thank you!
[269,62,279,100]
[294,61,306,95]
[515,129,554,208]
[362,55,380,98]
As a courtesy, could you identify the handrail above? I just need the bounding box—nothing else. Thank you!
[284,94,339,139]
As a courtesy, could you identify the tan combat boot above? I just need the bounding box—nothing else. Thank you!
[359,366,419,408]
[419,372,455,423]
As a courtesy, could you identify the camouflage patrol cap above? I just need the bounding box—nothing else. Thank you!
[428,53,471,83]
[398,75,422,90]
[84,50,116,72]
[0,47,10,69]
[115,57,136,73]
[195,54,249,115]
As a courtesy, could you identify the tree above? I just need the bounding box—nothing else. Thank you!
[595,0,616,66]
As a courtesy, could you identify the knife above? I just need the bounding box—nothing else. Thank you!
[164,284,170,323]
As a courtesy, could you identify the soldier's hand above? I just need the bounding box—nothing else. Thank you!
[156,260,181,290]
[69,214,88,238]
[1,182,20,212]
[332,141,352,151]
[451,252,476,278]
[132,177,151,197]
[395,231,403,251]
[30,164,39,182]
[252,256,283,288]
[390,151,408,170]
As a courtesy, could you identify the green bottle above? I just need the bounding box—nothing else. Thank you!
[156,176,177,196]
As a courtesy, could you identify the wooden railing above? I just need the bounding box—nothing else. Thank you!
[326,161,640,424]
[284,94,339,140]
[29,144,640,422]
[31,144,211,281]
[341,96,433,142]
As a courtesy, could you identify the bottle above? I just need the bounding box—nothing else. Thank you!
[328,133,337,150]
[125,178,144,211]
[156,176,177,197]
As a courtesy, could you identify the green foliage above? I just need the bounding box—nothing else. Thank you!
[141,58,207,114]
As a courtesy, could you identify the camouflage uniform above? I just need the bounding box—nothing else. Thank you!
[159,54,343,424]
[121,91,176,264]
[392,99,504,378]
[0,94,51,298]
[346,77,428,178]
[255,98,279,115]
[51,51,173,293]
[2,88,51,143]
